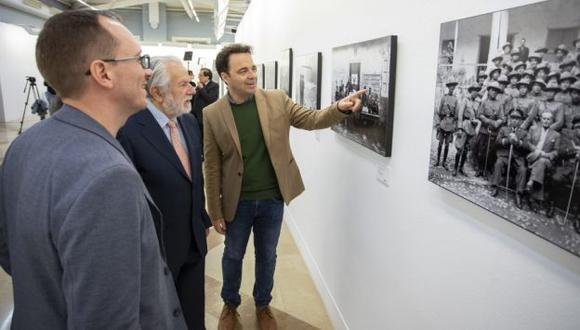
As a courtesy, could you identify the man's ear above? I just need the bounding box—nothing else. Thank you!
[150,86,163,103]
[88,60,113,89]
[220,72,229,84]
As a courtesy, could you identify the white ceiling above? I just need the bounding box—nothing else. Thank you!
[60,0,249,15]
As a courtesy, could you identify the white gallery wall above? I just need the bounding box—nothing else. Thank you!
[0,19,218,123]
[235,0,580,329]
[0,22,44,122]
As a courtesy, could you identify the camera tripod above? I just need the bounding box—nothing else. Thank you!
[18,76,44,135]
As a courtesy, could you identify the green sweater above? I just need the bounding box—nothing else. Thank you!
[231,98,281,200]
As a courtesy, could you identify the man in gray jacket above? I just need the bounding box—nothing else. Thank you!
[0,10,187,329]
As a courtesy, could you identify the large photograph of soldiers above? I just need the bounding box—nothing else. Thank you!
[428,0,580,257]
[332,36,397,157]
[293,52,322,109]
[278,48,293,96]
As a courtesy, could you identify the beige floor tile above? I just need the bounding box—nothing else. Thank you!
[205,222,333,329]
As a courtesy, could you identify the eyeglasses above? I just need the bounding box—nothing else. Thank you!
[85,54,150,75]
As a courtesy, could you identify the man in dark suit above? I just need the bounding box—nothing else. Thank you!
[518,38,530,63]
[118,56,211,330]
[191,67,219,136]
[525,111,560,215]
[0,11,186,329]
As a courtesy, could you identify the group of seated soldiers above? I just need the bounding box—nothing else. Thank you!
[434,40,580,233]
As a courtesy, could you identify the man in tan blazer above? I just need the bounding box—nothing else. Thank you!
[204,44,365,330]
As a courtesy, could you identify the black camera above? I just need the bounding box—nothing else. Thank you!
[26,76,36,84]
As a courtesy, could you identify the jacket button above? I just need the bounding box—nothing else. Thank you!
[164,267,169,276]
[173,308,181,318]
[238,172,242,176]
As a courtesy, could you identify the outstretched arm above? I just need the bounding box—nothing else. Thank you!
[289,90,367,130]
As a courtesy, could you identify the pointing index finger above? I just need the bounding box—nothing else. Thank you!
[350,89,368,99]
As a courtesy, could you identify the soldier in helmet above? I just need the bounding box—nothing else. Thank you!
[501,63,513,76]
[490,109,529,209]
[534,63,550,82]
[536,81,565,131]
[507,49,521,68]
[521,69,535,84]
[506,72,521,98]
[559,59,577,74]
[434,80,459,169]
[547,71,560,86]
[555,72,577,105]
[564,81,580,129]
[497,74,512,111]
[488,66,502,83]
[474,82,506,177]
[513,61,526,74]
[527,53,542,71]
[489,53,503,75]
[511,79,536,130]
[501,42,513,64]
[529,79,546,104]
[453,83,481,176]
[549,44,569,72]
[477,72,487,86]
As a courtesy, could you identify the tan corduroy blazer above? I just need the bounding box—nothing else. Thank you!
[203,89,349,222]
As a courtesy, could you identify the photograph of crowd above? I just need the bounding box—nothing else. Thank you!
[331,36,397,156]
[264,61,277,89]
[428,0,580,257]
[293,52,322,109]
[278,48,293,96]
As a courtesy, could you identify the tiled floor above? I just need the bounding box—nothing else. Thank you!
[0,117,333,329]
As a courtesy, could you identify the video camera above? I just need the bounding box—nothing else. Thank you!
[26,76,36,84]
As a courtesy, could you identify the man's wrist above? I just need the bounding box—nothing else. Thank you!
[337,102,352,114]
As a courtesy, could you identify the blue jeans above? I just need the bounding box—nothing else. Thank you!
[221,198,284,307]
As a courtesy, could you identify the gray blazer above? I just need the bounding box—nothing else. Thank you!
[0,105,187,329]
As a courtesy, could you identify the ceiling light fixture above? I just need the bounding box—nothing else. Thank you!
[76,0,97,10]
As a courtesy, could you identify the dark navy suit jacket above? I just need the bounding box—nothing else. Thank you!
[117,109,211,276]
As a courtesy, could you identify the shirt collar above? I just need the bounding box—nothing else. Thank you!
[227,91,255,105]
[147,98,172,128]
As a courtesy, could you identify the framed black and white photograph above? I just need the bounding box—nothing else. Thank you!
[427,0,580,257]
[293,52,322,109]
[264,61,278,89]
[278,48,293,96]
[256,63,264,89]
[331,35,398,157]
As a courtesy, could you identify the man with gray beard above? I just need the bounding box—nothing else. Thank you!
[118,56,211,329]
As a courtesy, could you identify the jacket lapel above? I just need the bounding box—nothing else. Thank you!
[137,109,191,180]
[217,96,243,157]
[254,90,271,148]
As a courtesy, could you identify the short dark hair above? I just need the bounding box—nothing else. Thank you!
[36,10,120,98]
[200,68,213,80]
[215,43,252,77]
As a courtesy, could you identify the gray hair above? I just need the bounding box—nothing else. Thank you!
[147,56,183,97]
